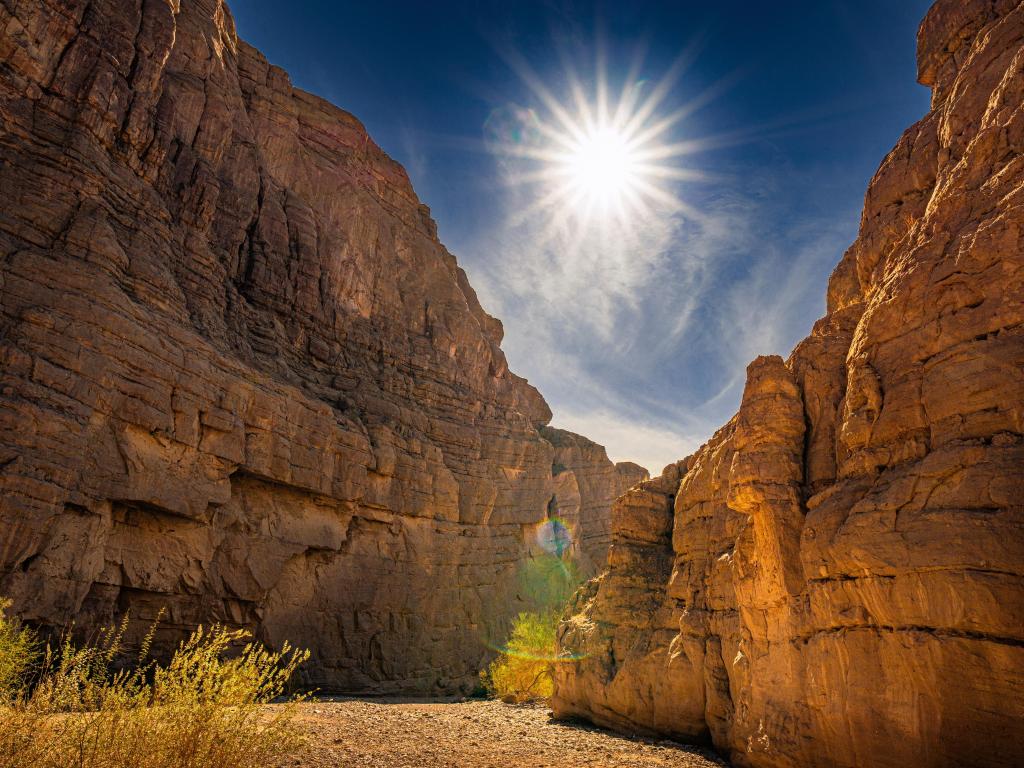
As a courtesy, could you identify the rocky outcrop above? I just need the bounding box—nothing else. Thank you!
[0,0,624,694]
[553,2,1024,766]
[542,428,648,574]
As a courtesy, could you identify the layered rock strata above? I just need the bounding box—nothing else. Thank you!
[553,2,1024,766]
[0,0,623,693]
[543,427,648,574]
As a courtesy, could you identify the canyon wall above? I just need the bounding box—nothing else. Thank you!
[543,427,649,575]
[553,1,1024,766]
[0,0,629,694]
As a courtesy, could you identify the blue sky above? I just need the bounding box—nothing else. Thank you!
[232,0,933,472]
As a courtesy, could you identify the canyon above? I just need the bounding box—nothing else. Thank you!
[553,1,1024,767]
[0,0,642,694]
[0,0,1022,766]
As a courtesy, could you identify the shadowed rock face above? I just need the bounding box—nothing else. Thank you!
[553,2,1024,766]
[0,0,631,694]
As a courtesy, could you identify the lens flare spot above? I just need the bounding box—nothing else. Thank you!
[484,105,542,148]
[536,517,572,557]
[483,639,589,663]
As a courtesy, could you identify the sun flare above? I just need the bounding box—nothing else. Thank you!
[487,48,710,231]
[560,125,639,207]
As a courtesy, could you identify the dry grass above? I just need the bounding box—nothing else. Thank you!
[0,600,309,768]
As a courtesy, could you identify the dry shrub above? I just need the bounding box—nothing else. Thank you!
[0,600,309,768]
[486,610,559,703]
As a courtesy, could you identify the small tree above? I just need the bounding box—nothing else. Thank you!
[486,547,583,703]
[487,610,560,702]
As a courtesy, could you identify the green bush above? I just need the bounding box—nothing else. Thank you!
[0,599,310,768]
[485,546,585,703]
[486,610,560,703]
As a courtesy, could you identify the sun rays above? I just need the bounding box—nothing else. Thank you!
[486,43,715,237]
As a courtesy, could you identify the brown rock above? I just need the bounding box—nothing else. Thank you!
[0,0,627,694]
[542,427,649,575]
[553,2,1024,766]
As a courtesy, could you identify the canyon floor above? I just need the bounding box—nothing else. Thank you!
[275,698,728,767]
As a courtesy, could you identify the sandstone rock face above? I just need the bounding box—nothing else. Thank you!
[0,0,623,694]
[541,428,648,575]
[553,2,1024,765]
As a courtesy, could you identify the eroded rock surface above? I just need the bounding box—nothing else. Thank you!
[554,2,1024,766]
[0,0,624,694]
[542,427,648,574]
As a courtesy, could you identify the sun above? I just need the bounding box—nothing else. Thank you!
[486,48,710,230]
[559,125,639,207]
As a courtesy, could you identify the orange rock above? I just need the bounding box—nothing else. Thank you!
[553,2,1024,765]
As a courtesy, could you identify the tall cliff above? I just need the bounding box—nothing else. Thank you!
[554,1,1024,766]
[0,0,638,694]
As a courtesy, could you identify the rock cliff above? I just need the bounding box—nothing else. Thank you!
[0,0,630,694]
[543,428,649,575]
[553,2,1024,766]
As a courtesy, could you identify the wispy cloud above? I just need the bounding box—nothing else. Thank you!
[447,36,860,474]
[549,406,700,476]
[463,156,855,472]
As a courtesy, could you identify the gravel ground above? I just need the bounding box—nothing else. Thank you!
[276,698,728,768]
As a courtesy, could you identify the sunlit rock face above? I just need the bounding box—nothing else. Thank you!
[542,428,649,575]
[0,0,624,694]
[553,1,1024,765]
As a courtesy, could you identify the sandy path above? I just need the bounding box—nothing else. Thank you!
[276,698,727,768]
